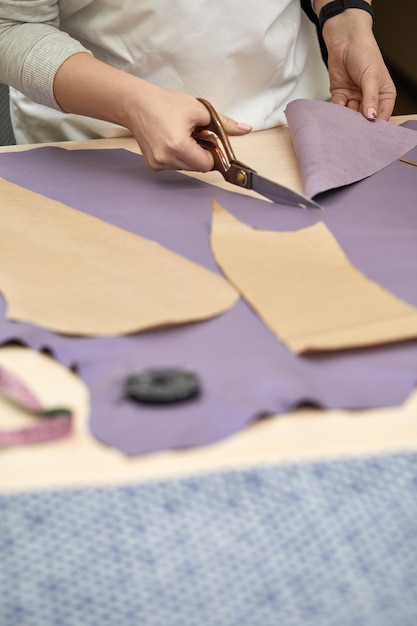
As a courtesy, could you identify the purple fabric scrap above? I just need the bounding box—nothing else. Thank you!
[0,127,416,456]
[285,100,417,197]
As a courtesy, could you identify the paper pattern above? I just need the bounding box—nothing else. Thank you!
[0,144,416,457]
[0,178,238,335]
[211,201,417,353]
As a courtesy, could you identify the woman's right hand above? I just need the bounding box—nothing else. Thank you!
[125,82,252,171]
[54,53,251,172]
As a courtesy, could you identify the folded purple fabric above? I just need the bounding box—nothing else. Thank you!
[0,134,416,456]
[285,99,417,197]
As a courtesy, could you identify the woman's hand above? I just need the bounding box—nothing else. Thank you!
[315,3,396,120]
[124,82,252,171]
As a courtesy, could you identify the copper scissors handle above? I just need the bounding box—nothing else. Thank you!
[193,98,322,209]
[192,98,256,189]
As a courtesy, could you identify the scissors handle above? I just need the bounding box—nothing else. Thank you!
[193,98,322,209]
[193,98,256,189]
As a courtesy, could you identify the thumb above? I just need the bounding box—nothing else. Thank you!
[219,113,252,136]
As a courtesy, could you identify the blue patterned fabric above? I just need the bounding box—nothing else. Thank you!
[1,452,417,626]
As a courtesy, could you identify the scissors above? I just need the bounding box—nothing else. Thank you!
[192,98,321,209]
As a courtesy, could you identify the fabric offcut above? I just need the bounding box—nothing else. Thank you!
[285,99,417,197]
[1,452,417,626]
[0,121,415,455]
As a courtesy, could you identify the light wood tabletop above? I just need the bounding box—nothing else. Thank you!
[1,115,416,493]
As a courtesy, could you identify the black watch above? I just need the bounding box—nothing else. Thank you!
[318,0,374,33]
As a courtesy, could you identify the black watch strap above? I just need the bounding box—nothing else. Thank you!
[318,0,374,32]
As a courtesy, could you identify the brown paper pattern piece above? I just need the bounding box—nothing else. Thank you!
[0,179,238,335]
[211,200,417,353]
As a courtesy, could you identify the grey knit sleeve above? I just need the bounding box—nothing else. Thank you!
[0,0,91,110]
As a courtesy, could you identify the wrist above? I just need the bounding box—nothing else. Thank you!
[316,0,374,50]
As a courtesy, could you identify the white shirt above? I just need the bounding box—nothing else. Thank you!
[0,0,330,143]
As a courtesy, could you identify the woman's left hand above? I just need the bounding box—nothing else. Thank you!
[318,4,396,120]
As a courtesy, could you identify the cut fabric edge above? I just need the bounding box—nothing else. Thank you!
[285,99,417,198]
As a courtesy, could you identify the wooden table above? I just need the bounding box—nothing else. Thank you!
[1,116,416,493]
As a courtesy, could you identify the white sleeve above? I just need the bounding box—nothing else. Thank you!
[0,0,91,110]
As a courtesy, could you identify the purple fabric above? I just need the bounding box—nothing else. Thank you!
[0,129,416,455]
[285,100,417,197]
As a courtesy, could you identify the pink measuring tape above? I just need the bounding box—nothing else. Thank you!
[0,365,72,447]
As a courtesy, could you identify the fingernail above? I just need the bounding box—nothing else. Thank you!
[367,107,377,120]
[237,122,252,131]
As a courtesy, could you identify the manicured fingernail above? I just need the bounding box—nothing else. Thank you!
[367,107,377,120]
[237,122,252,131]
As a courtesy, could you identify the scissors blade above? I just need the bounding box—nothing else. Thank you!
[250,172,322,209]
